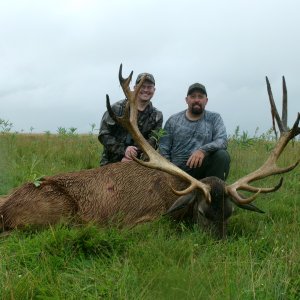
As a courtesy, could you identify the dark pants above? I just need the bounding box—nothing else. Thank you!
[187,150,230,181]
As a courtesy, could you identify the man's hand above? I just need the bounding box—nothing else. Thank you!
[186,150,206,169]
[121,146,138,162]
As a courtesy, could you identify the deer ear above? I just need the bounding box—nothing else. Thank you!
[164,192,196,215]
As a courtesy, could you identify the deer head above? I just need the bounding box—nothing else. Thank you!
[107,66,300,237]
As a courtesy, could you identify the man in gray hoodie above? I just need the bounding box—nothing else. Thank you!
[159,82,230,181]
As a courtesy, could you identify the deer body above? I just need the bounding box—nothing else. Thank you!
[0,162,234,236]
[0,163,186,229]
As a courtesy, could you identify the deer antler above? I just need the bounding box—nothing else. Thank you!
[226,76,300,204]
[106,64,211,202]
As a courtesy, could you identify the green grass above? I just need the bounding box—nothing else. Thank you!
[0,133,101,195]
[0,132,299,299]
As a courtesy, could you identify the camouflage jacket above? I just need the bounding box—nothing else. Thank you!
[98,99,163,166]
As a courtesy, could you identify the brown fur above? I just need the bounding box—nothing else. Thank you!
[0,162,195,230]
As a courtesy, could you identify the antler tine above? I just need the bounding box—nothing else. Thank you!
[226,178,284,204]
[282,76,288,130]
[106,64,212,202]
[118,64,134,111]
[266,76,284,137]
[226,77,300,204]
[294,112,300,137]
[106,64,135,129]
[118,63,133,86]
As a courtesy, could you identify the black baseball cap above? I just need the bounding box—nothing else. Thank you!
[187,83,207,96]
[135,73,155,85]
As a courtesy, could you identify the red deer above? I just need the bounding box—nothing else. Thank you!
[0,66,299,238]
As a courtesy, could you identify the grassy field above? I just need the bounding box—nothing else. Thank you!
[0,131,299,299]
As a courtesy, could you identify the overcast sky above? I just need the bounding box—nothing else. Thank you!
[1,0,299,136]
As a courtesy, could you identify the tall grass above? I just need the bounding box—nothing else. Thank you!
[0,130,299,299]
[0,132,101,195]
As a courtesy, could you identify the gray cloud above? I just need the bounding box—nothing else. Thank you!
[1,0,299,135]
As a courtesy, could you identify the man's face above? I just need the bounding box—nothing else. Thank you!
[186,91,208,115]
[135,80,156,102]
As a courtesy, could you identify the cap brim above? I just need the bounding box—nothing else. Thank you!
[188,88,207,95]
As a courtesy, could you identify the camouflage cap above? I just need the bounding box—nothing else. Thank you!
[135,73,155,85]
[187,83,207,96]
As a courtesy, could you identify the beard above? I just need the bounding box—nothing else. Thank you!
[191,104,204,115]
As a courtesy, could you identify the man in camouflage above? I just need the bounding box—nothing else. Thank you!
[98,72,163,166]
